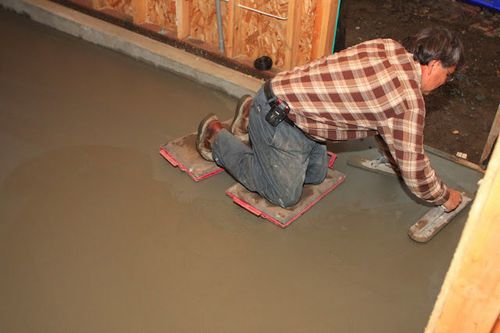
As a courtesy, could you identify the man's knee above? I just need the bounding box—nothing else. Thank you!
[306,167,327,185]
[268,188,302,208]
[279,195,301,208]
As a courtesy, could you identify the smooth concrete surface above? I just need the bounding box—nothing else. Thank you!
[0,0,263,98]
[0,9,483,333]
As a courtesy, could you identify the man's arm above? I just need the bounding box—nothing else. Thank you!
[377,111,456,206]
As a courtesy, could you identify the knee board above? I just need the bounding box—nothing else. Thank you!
[226,154,344,228]
[159,120,231,182]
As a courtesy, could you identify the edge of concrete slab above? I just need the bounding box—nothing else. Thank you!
[424,145,484,174]
[0,0,263,98]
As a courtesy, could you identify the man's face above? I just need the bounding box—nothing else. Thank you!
[421,60,456,95]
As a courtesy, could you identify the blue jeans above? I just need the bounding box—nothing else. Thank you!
[213,87,328,208]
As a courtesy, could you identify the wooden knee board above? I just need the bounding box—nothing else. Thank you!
[159,120,232,182]
[226,169,346,228]
[160,132,225,182]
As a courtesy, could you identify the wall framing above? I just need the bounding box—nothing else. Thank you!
[69,0,339,71]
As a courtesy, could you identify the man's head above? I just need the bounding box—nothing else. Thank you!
[403,27,464,94]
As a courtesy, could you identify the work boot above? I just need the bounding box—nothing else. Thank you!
[196,113,223,161]
[229,95,253,144]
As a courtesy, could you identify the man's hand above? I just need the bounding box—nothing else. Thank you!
[442,188,463,212]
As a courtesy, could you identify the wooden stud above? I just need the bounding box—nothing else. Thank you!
[480,104,500,167]
[424,141,500,332]
[131,0,147,25]
[176,0,191,39]
[225,0,236,57]
[283,0,298,69]
[295,0,318,66]
[311,0,338,59]
[231,0,243,60]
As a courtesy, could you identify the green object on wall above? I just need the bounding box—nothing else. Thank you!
[332,0,343,54]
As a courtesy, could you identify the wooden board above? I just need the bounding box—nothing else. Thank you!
[92,0,133,16]
[159,133,224,182]
[226,169,345,228]
[147,0,176,32]
[131,0,176,33]
[159,119,232,182]
[189,0,217,44]
[311,0,338,59]
[480,104,499,167]
[424,144,500,332]
[296,0,318,65]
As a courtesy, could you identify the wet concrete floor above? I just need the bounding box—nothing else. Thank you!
[0,8,483,333]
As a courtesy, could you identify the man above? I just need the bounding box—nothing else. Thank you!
[196,27,463,212]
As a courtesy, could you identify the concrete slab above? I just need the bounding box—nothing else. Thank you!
[0,8,483,333]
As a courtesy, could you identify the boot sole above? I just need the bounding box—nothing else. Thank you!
[196,113,218,161]
[230,95,253,137]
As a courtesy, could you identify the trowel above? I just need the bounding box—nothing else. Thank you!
[347,155,398,177]
[408,195,472,242]
[347,155,473,242]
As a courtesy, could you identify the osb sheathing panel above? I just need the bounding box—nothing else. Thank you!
[189,1,230,47]
[145,0,176,32]
[297,0,317,65]
[93,0,133,16]
[235,0,289,68]
[71,0,330,70]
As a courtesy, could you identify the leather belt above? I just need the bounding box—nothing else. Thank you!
[263,80,277,103]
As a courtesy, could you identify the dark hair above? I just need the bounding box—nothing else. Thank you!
[403,27,464,69]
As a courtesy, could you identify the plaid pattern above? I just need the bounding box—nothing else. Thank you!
[271,39,449,205]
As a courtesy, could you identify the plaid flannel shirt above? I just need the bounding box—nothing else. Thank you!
[271,38,449,205]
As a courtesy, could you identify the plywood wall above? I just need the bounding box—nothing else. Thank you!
[297,0,318,65]
[234,0,289,68]
[93,0,133,16]
[189,1,216,44]
[130,0,176,33]
[69,0,339,71]
[146,0,176,32]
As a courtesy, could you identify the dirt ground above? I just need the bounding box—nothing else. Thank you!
[343,0,499,164]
